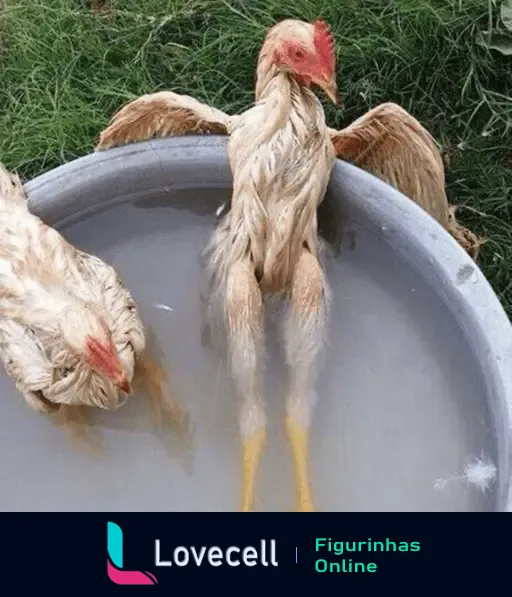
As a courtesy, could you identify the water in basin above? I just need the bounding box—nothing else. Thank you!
[0,188,496,511]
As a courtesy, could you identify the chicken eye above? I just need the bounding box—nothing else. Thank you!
[293,48,305,60]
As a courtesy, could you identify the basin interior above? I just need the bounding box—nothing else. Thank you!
[0,186,497,511]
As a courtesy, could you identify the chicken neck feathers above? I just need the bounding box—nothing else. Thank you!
[204,70,335,299]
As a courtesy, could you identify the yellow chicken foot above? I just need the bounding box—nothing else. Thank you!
[240,428,266,512]
[285,416,315,512]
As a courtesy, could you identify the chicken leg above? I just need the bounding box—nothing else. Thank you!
[284,249,328,512]
[225,260,266,512]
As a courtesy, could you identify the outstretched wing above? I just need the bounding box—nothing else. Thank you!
[96,91,238,150]
[329,102,484,259]
[329,102,449,228]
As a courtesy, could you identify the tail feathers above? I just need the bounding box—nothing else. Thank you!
[448,205,485,262]
[0,162,26,204]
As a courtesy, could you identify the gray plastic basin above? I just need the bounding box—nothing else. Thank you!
[1,136,511,512]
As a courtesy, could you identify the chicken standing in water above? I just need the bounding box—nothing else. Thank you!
[0,162,188,441]
[95,19,482,509]
[104,18,339,512]
[209,19,339,512]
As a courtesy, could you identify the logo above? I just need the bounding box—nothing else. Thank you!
[107,522,158,585]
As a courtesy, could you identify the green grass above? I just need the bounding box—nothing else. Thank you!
[1,0,511,314]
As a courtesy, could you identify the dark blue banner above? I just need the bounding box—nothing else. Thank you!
[3,514,505,592]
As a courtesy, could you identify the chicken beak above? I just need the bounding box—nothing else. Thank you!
[115,375,132,395]
[316,77,342,106]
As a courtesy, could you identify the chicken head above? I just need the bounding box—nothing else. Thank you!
[264,19,340,105]
[60,303,131,398]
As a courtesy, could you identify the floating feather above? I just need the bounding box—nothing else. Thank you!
[154,303,174,312]
[434,453,497,493]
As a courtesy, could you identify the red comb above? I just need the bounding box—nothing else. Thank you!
[313,19,335,74]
